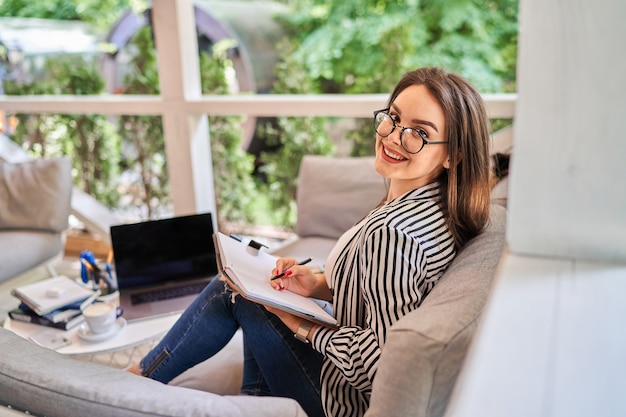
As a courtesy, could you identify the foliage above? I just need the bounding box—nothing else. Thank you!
[116,26,168,219]
[279,0,517,94]
[272,0,518,157]
[257,38,334,225]
[4,57,121,206]
[199,40,261,227]
[0,0,131,31]
[118,28,261,225]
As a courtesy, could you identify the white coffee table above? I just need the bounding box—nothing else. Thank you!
[3,312,181,368]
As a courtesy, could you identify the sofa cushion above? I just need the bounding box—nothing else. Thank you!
[0,328,306,417]
[0,230,64,284]
[295,156,386,239]
[0,158,72,232]
[170,329,244,395]
[491,176,509,207]
[365,204,507,417]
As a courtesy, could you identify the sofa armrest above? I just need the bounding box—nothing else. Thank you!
[365,205,507,417]
[0,328,306,417]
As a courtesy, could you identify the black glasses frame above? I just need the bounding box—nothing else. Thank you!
[373,109,448,154]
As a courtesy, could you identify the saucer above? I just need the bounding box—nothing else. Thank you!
[78,318,127,342]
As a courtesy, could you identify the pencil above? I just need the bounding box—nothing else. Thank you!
[270,258,313,281]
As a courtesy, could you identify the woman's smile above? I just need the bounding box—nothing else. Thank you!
[381,144,408,162]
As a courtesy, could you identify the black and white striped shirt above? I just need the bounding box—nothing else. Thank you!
[311,182,456,417]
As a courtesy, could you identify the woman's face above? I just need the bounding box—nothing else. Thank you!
[374,83,449,200]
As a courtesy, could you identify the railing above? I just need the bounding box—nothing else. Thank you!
[0,92,516,239]
[0,92,516,151]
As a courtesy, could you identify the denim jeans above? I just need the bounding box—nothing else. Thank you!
[140,278,325,417]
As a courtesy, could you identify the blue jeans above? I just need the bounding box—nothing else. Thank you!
[139,278,324,417]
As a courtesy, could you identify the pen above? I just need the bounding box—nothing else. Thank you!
[270,258,313,281]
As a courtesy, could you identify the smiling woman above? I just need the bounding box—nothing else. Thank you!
[375,67,491,248]
[127,66,493,417]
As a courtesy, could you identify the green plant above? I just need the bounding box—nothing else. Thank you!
[276,0,519,155]
[118,29,262,226]
[4,56,121,206]
[199,40,261,227]
[257,38,334,226]
[117,26,168,219]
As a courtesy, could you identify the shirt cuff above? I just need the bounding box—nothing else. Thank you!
[311,325,336,353]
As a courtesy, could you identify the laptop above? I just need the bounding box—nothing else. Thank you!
[110,212,219,322]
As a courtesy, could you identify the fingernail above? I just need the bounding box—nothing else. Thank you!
[279,284,285,290]
[285,270,293,276]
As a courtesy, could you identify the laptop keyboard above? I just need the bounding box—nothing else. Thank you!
[130,281,209,305]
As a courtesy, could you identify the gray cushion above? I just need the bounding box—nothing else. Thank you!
[0,157,72,232]
[0,328,306,417]
[0,157,72,282]
[170,330,244,395]
[365,204,507,417]
[295,156,386,239]
[0,231,64,283]
[491,176,509,207]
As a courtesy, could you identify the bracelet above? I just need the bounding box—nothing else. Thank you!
[294,321,315,343]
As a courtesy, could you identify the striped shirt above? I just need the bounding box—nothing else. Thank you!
[311,182,456,417]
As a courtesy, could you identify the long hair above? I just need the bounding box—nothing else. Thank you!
[387,67,491,248]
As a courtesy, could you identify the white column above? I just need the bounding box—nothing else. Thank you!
[507,0,626,263]
[151,0,216,222]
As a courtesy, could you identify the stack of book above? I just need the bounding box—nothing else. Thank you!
[9,275,99,330]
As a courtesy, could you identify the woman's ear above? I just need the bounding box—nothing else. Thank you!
[444,152,462,169]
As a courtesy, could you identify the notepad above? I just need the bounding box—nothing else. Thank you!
[11,275,96,316]
[213,233,337,328]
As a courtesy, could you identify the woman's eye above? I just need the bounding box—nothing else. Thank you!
[415,128,428,139]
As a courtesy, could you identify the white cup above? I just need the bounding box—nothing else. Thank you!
[83,302,124,334]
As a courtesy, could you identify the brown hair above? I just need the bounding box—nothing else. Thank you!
[387,67,491,248]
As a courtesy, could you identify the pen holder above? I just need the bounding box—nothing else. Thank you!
[79,250,118,295]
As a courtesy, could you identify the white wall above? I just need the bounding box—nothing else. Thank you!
[507,0,626,263]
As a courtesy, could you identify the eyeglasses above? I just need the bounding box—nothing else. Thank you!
[373,109,448,154]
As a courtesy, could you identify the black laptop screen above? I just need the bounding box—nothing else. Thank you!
[110,213,218,289]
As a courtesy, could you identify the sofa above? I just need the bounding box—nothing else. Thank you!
[0,157,73,283]
[0,156,507,417]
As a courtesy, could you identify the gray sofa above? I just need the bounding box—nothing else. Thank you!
[0,156,507,417]
[0,157,73,283]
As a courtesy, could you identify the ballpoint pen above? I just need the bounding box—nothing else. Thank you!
[270,258,313,281]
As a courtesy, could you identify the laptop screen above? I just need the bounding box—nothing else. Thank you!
[110,212,218,289]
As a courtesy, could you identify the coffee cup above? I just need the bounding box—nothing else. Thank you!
[83,302,124,334]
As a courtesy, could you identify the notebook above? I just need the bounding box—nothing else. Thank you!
[110,212,219,322]
[214,232,337,327]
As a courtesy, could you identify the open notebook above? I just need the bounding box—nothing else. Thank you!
[213,232,337,328]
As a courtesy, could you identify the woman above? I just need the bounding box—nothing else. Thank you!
[130,67,491,417]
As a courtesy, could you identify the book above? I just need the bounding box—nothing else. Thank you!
[18,301,81,323]
[213,232,338,328]
[9,305,85,330]
[11,275,97,316]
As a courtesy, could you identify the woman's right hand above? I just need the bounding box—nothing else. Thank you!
[270,257,325,298]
